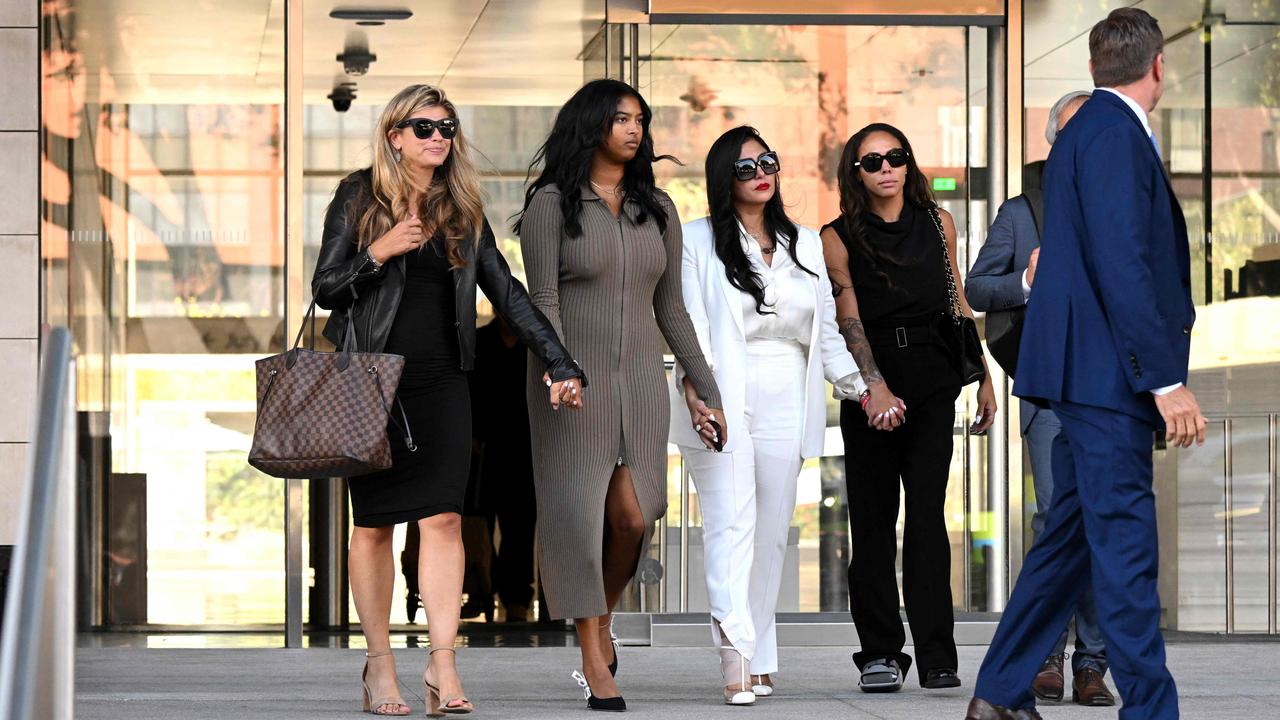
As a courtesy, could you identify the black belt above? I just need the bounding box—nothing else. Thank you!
[866,323,938,349]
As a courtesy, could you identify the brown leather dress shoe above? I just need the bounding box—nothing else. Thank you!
[1030,653,1065,702]
[1072,668,1116,706]
[964,697,1045,720]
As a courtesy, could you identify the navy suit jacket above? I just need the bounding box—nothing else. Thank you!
[1012,89,1195,425]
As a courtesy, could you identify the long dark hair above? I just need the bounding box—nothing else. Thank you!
[835,122,936,288]
[514,79,675,238]
[705,126,815,315]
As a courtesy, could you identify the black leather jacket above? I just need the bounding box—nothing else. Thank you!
[311,169,585,384]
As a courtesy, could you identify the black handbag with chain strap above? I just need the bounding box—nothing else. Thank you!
[928,206,987,386]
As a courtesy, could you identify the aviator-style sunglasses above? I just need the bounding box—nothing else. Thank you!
[855,148,910,173]
[734,151,781,181]
[395,117,459,140]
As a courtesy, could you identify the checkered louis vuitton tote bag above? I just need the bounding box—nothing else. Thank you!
[249,301,415,479]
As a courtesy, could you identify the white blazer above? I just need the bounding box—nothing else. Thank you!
[670,217,862,458]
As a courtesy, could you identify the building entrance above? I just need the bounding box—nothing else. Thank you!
[40,0,1077,644]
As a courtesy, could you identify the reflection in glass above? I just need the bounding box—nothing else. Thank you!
[42,0,285,625]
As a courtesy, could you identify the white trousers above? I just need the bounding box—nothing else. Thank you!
[683,339,806,675]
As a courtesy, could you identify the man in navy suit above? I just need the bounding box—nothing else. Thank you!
[965,9,1206,720]
[966,89,1115,708]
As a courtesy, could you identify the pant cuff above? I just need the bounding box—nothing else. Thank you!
[1071,654,1108,675]
[710,612,756,661]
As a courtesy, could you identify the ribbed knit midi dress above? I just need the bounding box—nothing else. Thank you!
[520,183,722,620]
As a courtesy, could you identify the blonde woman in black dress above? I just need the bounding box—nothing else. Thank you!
[515,79,724,712]
[312,84,585,716]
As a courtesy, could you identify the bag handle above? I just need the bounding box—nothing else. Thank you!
[290,299,318,351]
[287,299,360,371]
[369,365,416,453]
[928,206,964,321]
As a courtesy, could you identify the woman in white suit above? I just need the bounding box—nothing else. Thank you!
[671,126,876,704]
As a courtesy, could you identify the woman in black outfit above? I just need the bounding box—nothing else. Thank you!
[820,123,996,694]
[312,84,585,716]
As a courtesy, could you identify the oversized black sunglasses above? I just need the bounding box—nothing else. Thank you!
[733,151,781,181]
[855,148,910,173]
[395,117,459,140]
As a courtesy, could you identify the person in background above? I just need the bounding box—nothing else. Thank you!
[821,122,997,695]
[966,89,1115,708]
[470,315,539,623]
[966,9,1205,720]
[673,126,868,705]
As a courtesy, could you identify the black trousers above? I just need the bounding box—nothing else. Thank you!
[842,385,960,679]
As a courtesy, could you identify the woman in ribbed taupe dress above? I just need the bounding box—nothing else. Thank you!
[515,79,725,711]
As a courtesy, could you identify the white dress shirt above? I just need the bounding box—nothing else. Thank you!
[739,228,814,345]
[738,223,863,398]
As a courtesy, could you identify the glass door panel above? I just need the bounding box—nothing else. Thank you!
[41,0,286,625]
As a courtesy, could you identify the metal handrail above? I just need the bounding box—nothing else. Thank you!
[0,327,77,720]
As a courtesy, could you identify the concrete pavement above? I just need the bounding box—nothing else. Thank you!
[75,640,1280,719]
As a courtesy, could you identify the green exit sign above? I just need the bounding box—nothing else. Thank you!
[933,177,958,192]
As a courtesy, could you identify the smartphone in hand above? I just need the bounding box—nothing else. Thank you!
[707,419,724,452]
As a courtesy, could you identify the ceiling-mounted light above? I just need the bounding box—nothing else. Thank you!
[330,8,413,26]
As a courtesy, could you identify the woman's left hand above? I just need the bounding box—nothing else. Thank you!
[971,378,998,434]
[544,372,584,411]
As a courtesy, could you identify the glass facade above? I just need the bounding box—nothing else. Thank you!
[42,0,287,625]
[38,0,1279,635]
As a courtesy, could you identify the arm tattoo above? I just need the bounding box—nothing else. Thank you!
[838,317,884,387]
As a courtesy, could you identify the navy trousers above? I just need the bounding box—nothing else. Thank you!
[974,400,1177,719]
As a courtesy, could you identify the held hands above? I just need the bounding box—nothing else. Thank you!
[1026,247,1040,288]
[683,379,727,451]
[367,214,425,263]
[970,378,998,434]
[1153,386,1207,448]
[543,372,584,411]
[864,383,907,431]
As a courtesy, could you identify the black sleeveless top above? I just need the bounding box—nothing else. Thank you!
[824,203,961,402]
[826,204,950,328]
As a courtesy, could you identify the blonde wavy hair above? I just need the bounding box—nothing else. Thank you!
[358,84,485,268]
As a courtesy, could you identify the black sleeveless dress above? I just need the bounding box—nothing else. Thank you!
[824,205,962,403]
[347,238,471,527]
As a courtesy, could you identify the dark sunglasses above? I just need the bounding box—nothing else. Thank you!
[733,151,781,181]
[395,117,459,140]
[855,148,910,173]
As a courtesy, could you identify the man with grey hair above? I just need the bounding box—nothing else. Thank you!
[965,87,1113,710]
[1044,90,1091,146]
[967,7,1204,720]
